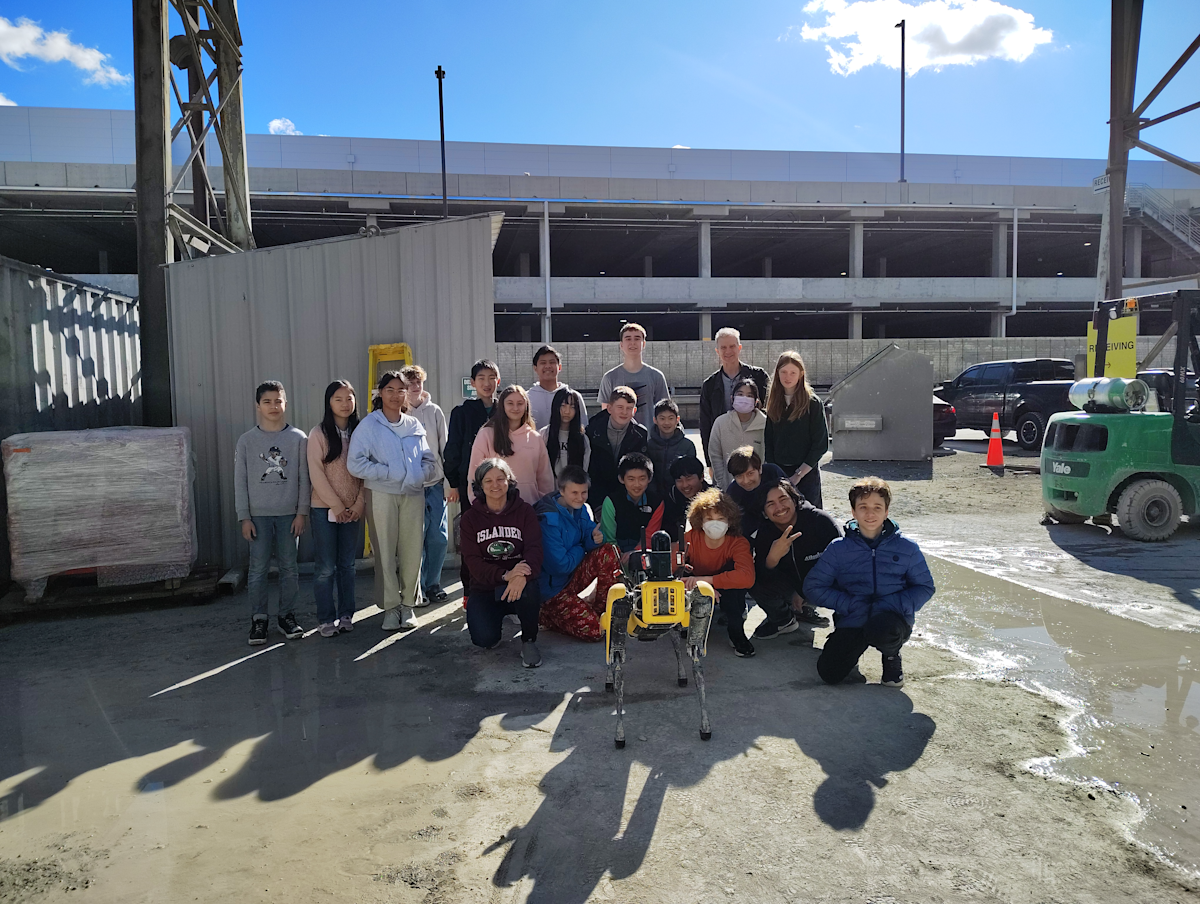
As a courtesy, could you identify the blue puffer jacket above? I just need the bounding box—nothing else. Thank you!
[802,519,935,627]
[534,491,601,597]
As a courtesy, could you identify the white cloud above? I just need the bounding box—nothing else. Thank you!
[793,0,1052,75]
[672,144,691,149]
[0,91,15,105]
[268,117,302,136]
[0,16,129,86]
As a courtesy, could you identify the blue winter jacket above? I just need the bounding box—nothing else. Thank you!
[347,410,438,496]
[802,519,935,627]
[534,491,601,597]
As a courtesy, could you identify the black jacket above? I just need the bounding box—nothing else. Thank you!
[444,398,494,495]
[662,479,711,543]
[699,363,770,466]
[585,410,649,512]
[753,501,843,596]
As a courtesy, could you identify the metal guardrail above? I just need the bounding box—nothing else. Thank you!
[1126,183,1200,254]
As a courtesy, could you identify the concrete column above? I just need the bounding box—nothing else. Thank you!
[540,201,551,342]
[1125,224,1143,279]
[991,223,1008,277]
[699,220,711,277]
[98,250,109,274]
[699,312,712,340]
[848,311,863,340]
[518,252,530,276]
[877,256,887,277]
[762,256,772,278]
[849,221,864,278]
[763,323,773,340]
[644,255,653,277]
[990,311,1007,338]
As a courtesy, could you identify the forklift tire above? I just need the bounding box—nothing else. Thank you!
[1116,479,1182,542]
[1015,411,1047,451]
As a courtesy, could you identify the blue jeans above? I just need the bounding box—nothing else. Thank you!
[310,508,359,624]
[421,483,449,593]
[247,514,299,619]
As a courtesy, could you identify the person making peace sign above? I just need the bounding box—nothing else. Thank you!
[750,480,842,640]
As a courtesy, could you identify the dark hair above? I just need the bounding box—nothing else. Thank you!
[487,385,534,457]
[764,479,803,513]
[320,380,360,464]
[532,345,560,366]
[726,444,763,478]
[546,387,587,472]
[849,476,892,509]
[669,455,705,480]
[731,376,761,406]
[375,371,408,414]
[654,398,679,418]
[617,452,653,479]
[556,464,590,490]
[472,457,517,500]
[471,359,500,380]
[255,380,284,403]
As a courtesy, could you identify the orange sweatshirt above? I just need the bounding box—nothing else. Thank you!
[683,531,755,590]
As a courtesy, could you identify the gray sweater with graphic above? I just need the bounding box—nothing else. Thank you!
[234,424,311,521]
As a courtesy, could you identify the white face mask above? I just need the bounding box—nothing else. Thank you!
[702,519,729,540]
[731,395,755,414]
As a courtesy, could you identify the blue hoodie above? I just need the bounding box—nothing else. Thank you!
[802,519,935,628]
[347,409,438,496]
[534,491,602,597]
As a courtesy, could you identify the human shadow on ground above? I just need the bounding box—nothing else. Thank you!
[489,645,935,903]
[0,580,560,816]
[1044,519,1200,613]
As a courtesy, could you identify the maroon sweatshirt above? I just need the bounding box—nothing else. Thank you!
[459,489,543,593]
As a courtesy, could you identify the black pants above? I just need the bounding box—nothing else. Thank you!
[718,587,750,644]
[817,611,912,684]
[466,584,542,647]
[752,579,800,628]
[796,467,823,511]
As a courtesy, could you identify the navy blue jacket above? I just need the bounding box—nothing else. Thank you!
[534,491,601,598]
[802,519,935,627]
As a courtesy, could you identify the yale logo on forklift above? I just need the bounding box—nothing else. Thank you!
[1047,459,1089,478]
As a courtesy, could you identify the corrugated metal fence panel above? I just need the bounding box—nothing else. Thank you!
[0,255,141,585]
[166,215,497,569]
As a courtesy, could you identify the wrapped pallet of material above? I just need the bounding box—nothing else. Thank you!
[2,427,198,600]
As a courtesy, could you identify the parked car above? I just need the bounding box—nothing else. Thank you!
[936,358,1075,450]
[1137,369,1198,415]
[824,395,957,448]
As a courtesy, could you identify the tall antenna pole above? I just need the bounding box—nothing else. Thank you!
[896,19,906,183]
[435,65,448,219]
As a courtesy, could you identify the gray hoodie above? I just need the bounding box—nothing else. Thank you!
[234,424,311,521]
[408,392,448,488]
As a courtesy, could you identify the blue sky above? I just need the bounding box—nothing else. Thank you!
[2,1,1197,161]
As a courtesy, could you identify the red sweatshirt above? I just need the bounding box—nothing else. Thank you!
[460,490,543,593]
[683,531,755,590]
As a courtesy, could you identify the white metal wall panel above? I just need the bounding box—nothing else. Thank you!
[789,151,849,182]
[351,137,421,173]
[166,214,498,568]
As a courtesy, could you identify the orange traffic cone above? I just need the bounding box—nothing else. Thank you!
[986,412,1004,467]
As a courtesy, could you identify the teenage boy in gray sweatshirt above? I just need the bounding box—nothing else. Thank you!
[235,380,311,646]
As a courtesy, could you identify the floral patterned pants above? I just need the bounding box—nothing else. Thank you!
[539,544,624,642]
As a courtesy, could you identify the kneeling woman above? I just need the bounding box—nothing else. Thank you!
[682,489,757,658]
[460,458,545,668]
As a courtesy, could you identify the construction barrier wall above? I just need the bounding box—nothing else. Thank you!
[0,255,142,586]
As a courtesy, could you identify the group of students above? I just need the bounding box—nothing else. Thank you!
[233,323,935,684]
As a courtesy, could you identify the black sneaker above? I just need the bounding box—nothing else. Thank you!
[881,654,904,687]
[277,613,304,639]
[428,585,449,603]
[729,638,756,658]
[754,617,800,639]
[795,605,830,628]
[842,666,868,684]
[248,619,268,646]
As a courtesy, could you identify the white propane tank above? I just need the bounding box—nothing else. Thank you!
[1068,377,1150,412]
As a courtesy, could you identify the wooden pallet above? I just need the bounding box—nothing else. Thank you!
[0,568,221,616]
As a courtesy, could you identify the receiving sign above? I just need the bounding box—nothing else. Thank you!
[1086,315,1137,378]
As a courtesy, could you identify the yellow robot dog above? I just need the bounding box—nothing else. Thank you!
[599,530,716,748]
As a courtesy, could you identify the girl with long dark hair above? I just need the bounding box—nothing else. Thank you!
[307,380,365,636]
[764,351,828,509]
[468,385,555,505]
[540,387,591,475]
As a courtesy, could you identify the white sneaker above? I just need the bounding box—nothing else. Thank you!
[382,608,401,631]
[400,607,419,630]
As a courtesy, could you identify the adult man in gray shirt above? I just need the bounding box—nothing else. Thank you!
[597,322,670,430]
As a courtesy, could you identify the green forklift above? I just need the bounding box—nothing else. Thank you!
[1041,289,1200,541]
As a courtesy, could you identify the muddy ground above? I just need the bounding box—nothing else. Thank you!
[1,433,1198,903]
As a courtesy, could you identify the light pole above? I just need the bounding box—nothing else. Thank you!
[895,19,906,183]
[435,65,448,218]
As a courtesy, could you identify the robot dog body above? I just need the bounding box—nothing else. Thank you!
[599,530,716,748]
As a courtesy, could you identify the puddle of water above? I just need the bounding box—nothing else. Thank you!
[919,556,1200,874]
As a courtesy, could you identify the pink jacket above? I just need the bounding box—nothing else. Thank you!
[308,425,366,513]
[468,423,555,506]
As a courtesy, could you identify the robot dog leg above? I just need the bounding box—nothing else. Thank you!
[687,584,716,741]
[601,583,633,749]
